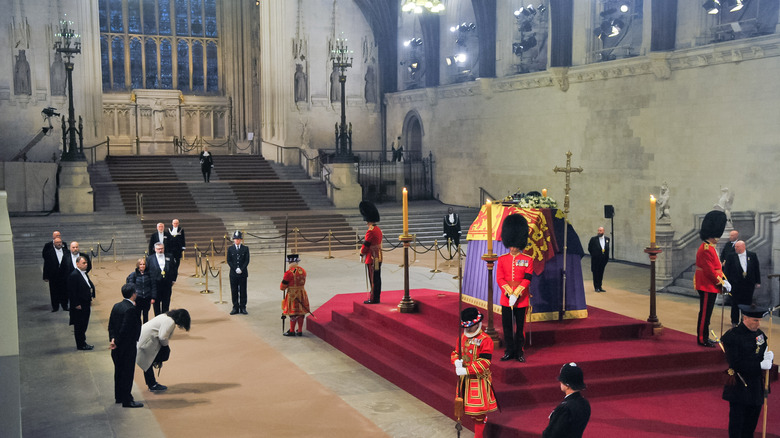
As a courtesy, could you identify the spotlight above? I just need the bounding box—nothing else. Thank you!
[445,56,454,66]
[702,0,721,14]
[521,35,537,50]
[620,4,629,13]
[537,3,547,14]
[723,0,744,11]
[42,107,60,118]
[454,53,467,63]
[609,19,624,37]
[522,4,536,16]
[514,8,523,17]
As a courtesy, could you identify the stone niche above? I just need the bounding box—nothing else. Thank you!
[135,89,183,154]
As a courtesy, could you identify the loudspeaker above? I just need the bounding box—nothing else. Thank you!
[604,205,615,219]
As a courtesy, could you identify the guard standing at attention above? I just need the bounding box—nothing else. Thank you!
[281,254,309,337]
[359,201,382,304]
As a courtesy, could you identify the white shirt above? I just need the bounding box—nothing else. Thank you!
[158,232,165,242]
[599,236,606,251]
[71,253,79,268]
[170,227,179,237]
[156,253,166,268]
[79,268,90,286]
[738,252,748,273]
[54,246,63,263]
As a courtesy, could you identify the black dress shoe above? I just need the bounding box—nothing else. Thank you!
[363,300,374,304]
[229,308,239,315]
[698,340,717,348]
[51,309,58,312]
[149,383,168,391]
[500,353,514,361]
[516,354,526,363]
[282,330,296,337]
[599,288,607,292]
[296,332,303,336]
[122,401,144,408]
[77,344,94,351]
[239,308,248,315]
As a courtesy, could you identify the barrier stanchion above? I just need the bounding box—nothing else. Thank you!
[215,265,226,303]
[430,239,442,273]
[97,243,105,269]
[325,230,335,259]
[113,235,117,263]
[412,234,418,263]
[224,234,229,264]
[200,259,214,294]
[191,244,201,278]
[453,245,462,279]
[294,227,300,253]
[356,232,361,256]
[210,239,215,259]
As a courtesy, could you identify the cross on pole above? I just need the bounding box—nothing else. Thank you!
[553,151,583,321]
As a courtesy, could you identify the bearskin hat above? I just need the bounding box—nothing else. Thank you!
[460,307,483,328]
[359,201,380,223]
[501,214,529,249]
[699,210,727,241]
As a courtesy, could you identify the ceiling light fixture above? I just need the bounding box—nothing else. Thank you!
[401,0,445,14]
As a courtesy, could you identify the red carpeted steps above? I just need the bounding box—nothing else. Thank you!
[309,290,780,437]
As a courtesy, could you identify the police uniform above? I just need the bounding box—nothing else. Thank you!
[721,305,772,438]
[451,308,497,438]
[359,201,382,304]
[496,213,533,362]
[543,363,591,438]
[281,254,308,336]
[694,210,728,346]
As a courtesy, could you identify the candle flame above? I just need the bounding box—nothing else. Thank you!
[650,195,655,202]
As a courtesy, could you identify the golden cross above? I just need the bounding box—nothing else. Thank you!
[553,151,583,215]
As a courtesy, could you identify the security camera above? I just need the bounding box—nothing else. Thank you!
[42,107,60,118]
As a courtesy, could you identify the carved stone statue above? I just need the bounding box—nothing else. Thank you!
[50,52,66,96]
[713,187,735,223]
[294,63,308,103]
[364,64,376,104]
[657,182,671,221]
[330,64,341,102]
[152,99,165,131]
[14,49,32,95]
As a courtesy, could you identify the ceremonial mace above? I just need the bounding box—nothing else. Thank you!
[553,151,583,321]
[281,215,289,334]
[762,299,780,438]
[454,248,464,437]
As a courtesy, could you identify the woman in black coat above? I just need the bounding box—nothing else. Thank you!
[126,258,156,323]
[199,145,214,182]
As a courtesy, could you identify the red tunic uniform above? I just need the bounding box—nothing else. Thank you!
[496,252,534,308]
[360,225,383,267]
[450,331,498,416]
[694,242,727,293]
[281,265,308,316]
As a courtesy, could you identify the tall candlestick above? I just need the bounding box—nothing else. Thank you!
[402,187,409,236]
[542,188,547,197]
[486,199,493,254]
[650,195,656,246]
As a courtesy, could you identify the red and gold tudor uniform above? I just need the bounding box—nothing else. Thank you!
[280,255,309,336]
[361,224,383,303]
[694,210,729,347]
[451,308,497,438]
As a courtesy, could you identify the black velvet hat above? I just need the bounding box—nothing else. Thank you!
[699,210,727,241]
[359,201,380,223]
[460,307,483,328]
[286,254,300,263]
[501,214,529,249]
[558,362,586,391]
[739,304,770,319]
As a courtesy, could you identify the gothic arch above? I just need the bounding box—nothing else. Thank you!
[402,110,424,160]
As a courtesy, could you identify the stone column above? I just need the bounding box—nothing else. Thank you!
[655,220,675,288]
[58,161,94,214]
[0,191,22,438]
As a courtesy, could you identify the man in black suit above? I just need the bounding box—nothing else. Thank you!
[147,242,178,316]
[68,255,95,350]
[720,229,739,264]
[442,207,461,253]
[42,235,69,311]
[65,241,92,275]
[168,218,186,267]
[148,222,172,255]
[227,231,250,315]
[108,284,143,408]
[587,227,610,292]
[723,240,761,327]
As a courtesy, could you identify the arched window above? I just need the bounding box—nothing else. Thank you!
[99,0,220,93]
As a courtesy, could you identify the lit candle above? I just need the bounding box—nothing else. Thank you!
[402,187,409,236]
[542,188,547,197]
[650,195,656,246]
[486,199,493,254]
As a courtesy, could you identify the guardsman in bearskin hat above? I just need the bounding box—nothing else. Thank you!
[281,254,309,337]
[695,210,731,347]
[543,362,591,438]
[451,307,498,438]
[496,213,534,362]
[359,201,383,304]
[721,304,774,438]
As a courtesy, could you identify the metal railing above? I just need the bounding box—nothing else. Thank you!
[82,137,110,164]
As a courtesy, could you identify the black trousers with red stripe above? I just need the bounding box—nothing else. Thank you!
[697,290,717,343]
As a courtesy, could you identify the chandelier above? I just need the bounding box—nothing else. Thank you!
[401,0,445,14]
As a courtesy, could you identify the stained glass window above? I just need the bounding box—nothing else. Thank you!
[100,0,220,93]
[145,38,158,88]
[177,40,189,91]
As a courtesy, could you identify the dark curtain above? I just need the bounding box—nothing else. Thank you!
[650,0,677,51]
[471,0,497,77]
[549,0,573,67]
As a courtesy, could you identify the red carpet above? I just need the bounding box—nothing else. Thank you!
[309,289,780,437]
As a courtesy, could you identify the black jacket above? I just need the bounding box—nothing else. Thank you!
[543,391,591,438]
[722,323,768,406]
[108,299,141,348]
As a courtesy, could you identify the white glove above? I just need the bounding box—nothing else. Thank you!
[454,359,463,368]
[455,367,468,376]
[509,295,519,307]
[722,280,732,292]
[235,268,242,274]
[761,350,774,370]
